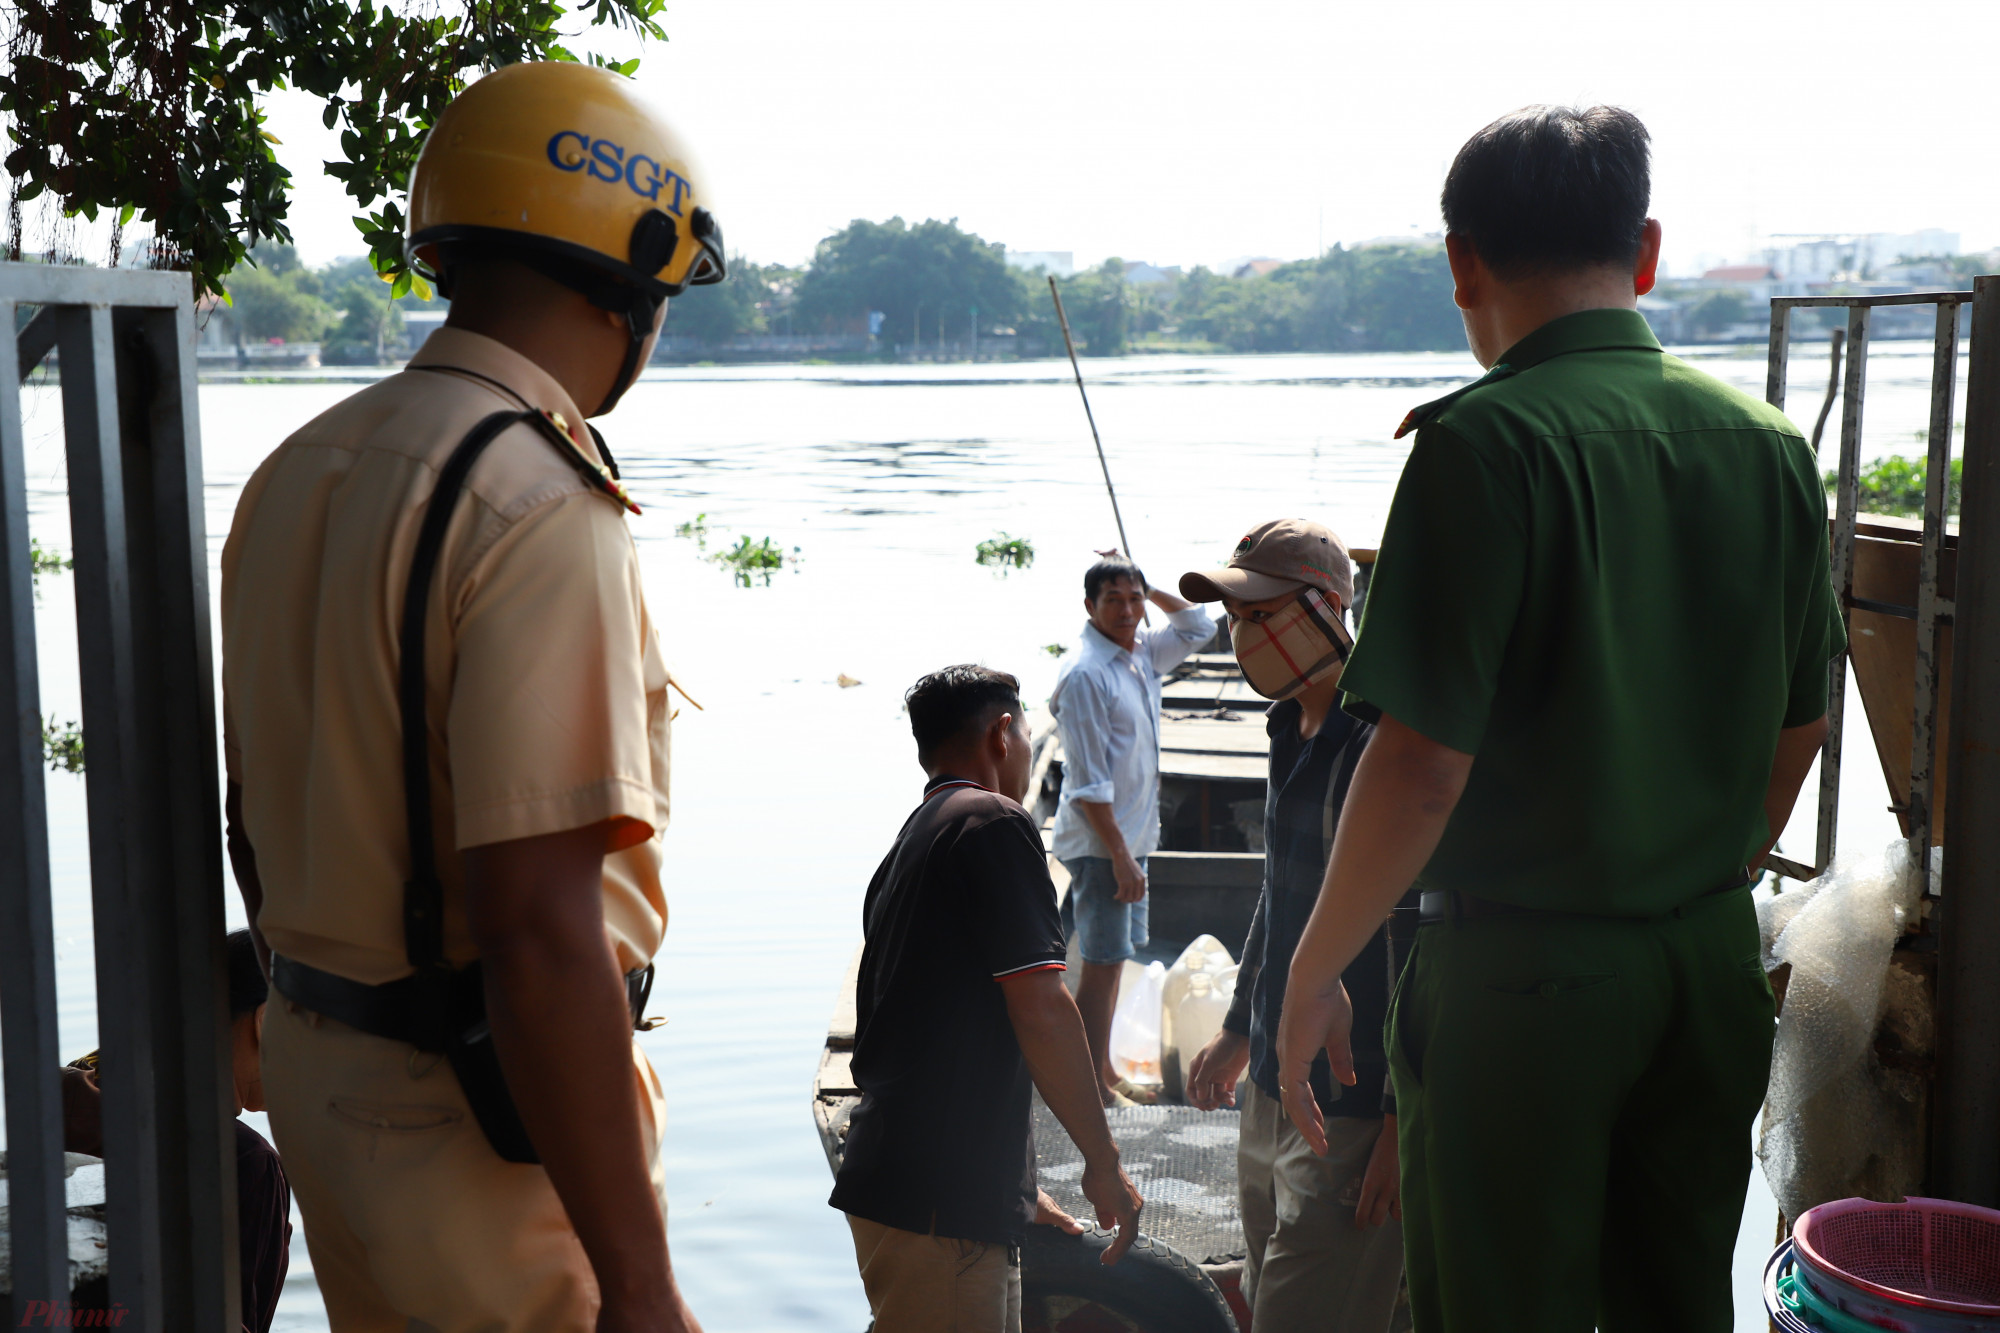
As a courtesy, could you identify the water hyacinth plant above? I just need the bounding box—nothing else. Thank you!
[43,717,84,774]
[975,533,1035,573]
[713,535,793,587]
[674,513,711,549]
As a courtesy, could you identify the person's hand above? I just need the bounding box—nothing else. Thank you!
[1111,851,1147,904]
[1354,1114,1400,1229]
[1275,978,1354,1157]
[1035,1188,1087,1234]
[1185,1029,1250,1110]
[598,1283,704,1333]
[1081,1157,1144,1266]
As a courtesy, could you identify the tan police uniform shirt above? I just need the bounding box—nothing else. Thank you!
[221,327,671,986]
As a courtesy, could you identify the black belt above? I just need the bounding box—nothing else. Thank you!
[1417,869,1754,925]
[271,953,656,1051]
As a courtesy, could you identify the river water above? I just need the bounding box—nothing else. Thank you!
[13,338,1954,1330]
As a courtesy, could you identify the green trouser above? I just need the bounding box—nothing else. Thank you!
[1387,886,1773,1333]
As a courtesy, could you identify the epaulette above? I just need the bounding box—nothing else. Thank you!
[1393,361,1517,440]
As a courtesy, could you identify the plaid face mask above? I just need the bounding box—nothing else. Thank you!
[1230,587,1352,701]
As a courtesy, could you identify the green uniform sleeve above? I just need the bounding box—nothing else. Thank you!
[1340,423,1527,754]
[1783,453,1845,728]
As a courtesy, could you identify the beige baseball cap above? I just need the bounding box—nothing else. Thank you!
[1179,518,1354,606]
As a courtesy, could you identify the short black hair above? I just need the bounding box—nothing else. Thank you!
[1441,105,1651,279]
[226,929,267,1018]
[905,665,1023,767]
[1084,558,1147,603]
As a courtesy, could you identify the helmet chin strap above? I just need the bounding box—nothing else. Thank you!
[593,300,655,417]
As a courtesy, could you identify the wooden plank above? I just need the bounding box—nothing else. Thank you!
[827,942,863,1049]
[1160,751,1268,782]
[1851,535,1958,843]
[818,1049,858,1096]
[1161,682,1267,709]
[1149,850,1264,889]
[1160,719,1268,755]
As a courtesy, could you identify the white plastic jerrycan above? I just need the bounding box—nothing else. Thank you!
[1159,935,1235,1102]
[1175,972,1234,1098]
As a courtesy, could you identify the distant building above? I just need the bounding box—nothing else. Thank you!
[1635,293,1688,344]
[1762,230,1959,284]
[1006,250,1074,277]
[1232,258,1285,279]
[1700,264,1783,303]
[1122,261,1182,287]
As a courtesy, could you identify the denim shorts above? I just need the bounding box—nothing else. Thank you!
[1060,856,1150,965]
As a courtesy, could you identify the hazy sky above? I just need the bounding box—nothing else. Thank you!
[259,0,2000,277]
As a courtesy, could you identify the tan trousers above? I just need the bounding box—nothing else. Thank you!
[1239,1080,1407,1333]
[262,995,670,1332]
[846,1214,1022,1333]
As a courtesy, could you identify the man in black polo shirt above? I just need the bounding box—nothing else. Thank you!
[831,665,1143,1332]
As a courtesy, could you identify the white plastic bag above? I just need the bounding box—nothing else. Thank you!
[1110,960,1167,1086]
[1758,838,1931,1220]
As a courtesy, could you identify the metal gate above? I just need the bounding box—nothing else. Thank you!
[1763,278,2000,1206]
[2,262,237,1326]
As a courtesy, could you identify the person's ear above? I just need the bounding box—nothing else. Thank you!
[1633,218,1663,297]
[992,711,1017,755]
[1445,233,1482,312]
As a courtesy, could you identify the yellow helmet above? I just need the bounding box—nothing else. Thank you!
[406,61,725,299]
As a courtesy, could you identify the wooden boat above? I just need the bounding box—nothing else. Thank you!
[812,558,1376,1331]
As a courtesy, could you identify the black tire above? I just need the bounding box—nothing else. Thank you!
[1021,1224,1238,1333]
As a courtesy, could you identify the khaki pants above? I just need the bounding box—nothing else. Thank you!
[846,1215,1022,1333]
[1239,1080,1407,1333]
[262,995,670,1332]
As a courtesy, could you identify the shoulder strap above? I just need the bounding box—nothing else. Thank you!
[1321,721,1369,866]
[1393,361,1518,440]
[399,405,647,971]
[400,410,533,971]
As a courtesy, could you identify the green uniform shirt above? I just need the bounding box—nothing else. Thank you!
[1342,308,1841,916]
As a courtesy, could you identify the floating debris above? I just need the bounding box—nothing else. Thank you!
[711,535,793,588]
[43,716,84,773]
[30,538,72,578]
[975,533,1035,573]
[836,674,862,689]
[1043,643,1069,658]
[674,513,711,550]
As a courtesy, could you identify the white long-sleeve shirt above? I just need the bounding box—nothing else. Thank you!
[1050,607,1215,863]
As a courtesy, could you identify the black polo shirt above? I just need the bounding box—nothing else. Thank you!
[829,776,1068,1243]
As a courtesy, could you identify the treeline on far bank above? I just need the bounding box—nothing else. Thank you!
[213,217,1464,362]
[664,217,1464,357]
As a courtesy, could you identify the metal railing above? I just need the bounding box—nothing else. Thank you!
[1762,290,1970,894]
[1765,279,2000,1206]
[3,263,237,1326]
